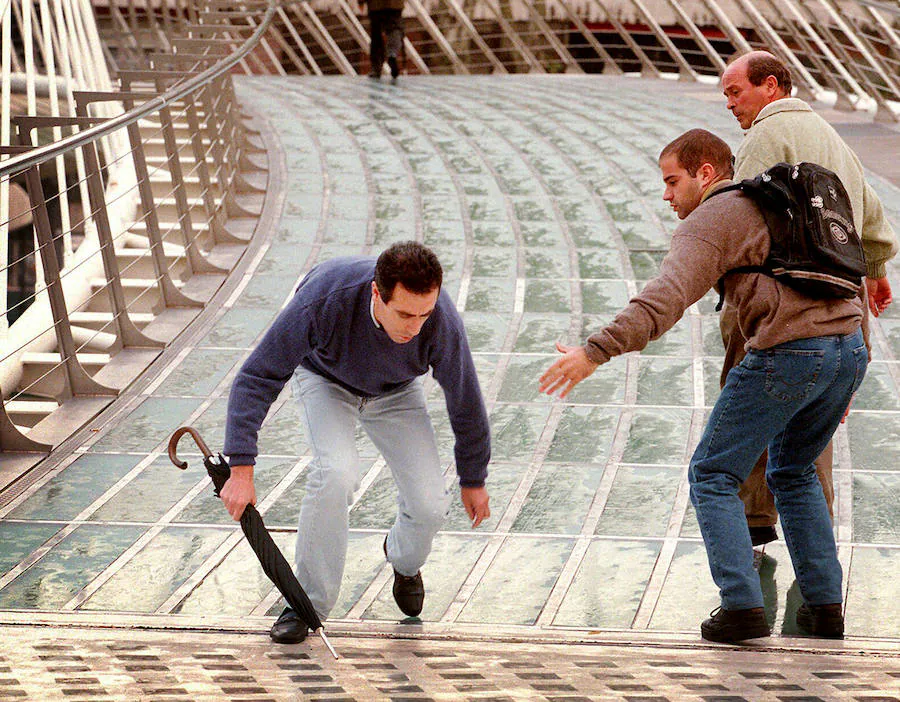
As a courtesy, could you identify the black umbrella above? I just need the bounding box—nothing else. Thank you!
[168,426,338,659]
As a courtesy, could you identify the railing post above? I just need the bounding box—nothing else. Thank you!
[520,0,584,74]
[484,0,545,73]
[0,383,53,452]
[274,3,321,74]
[812,0,899,122]
[661,0,727,74]
[18,115,163,351]
[115,73,227,276]
[406,0,468,73]
[286,1,357,75]
[582,0,662,77]
[439,0,508,74]
[81,90,204,310]
[552,0,622,75]
[625,0,699,80]
[9,147,118,397]
[729,0,825,99]
[2,146,116,408]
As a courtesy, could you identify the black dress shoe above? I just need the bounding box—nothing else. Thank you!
[383,536,424,617]
[797,602,844,639]
[392,570,424,617]
[270,607,308,644]
[701,606,770,643]
[388,56,399,79]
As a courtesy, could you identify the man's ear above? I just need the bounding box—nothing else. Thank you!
[699,162,718,188]
[765,75,782,97]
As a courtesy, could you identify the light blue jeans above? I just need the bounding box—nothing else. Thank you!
[689,329,867,611]
[290,368,451,618]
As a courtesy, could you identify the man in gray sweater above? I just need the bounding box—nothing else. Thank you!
[540,129,866,643]
[721,51,898,548]
[223,242,491,643]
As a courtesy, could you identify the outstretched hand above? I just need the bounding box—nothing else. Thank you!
[866,276,893,317]
[539,342,599,399]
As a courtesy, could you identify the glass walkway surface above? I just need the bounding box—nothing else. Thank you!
[1,76,899,655]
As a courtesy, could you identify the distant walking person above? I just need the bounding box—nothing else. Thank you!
[364,0,404,80]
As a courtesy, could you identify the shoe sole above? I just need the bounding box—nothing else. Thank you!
[270,633,308,644]
[796,622,844,639]
[797,630,844,640]
[701,625,771,643]
[270,623,308,644]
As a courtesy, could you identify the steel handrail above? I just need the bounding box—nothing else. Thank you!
[0,0,276,180]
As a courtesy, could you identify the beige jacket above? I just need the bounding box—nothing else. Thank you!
[584,187,864,365]
[734,98,898,278]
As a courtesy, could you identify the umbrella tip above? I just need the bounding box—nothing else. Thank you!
[315,628,339,659]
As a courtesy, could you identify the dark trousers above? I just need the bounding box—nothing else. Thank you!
[369,9,403,75]
[719,304,835,527]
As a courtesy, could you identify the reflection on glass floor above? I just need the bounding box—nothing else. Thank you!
[1,76,899,642]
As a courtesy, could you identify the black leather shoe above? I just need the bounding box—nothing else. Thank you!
[749,525,778,547]
[270,607,308,644]
[797,603,844,639]
[701,606,770,643]
[388,56,399,79]
[392,570,424,617]
[383,536,424,617]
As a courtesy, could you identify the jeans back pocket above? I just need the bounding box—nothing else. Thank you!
[764,348,825,402]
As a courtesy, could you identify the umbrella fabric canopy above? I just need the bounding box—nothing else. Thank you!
[168,426,338,659]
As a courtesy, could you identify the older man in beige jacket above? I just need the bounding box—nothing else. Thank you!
[721,51,898,548]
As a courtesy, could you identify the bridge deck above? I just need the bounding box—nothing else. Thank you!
[1,75,899,700]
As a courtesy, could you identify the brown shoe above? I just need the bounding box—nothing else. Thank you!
[796,603,844,639]
[701,606,770,643]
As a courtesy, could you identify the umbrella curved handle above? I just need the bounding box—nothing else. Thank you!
[168,426,214,469]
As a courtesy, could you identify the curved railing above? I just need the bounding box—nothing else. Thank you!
[0,0,277,478]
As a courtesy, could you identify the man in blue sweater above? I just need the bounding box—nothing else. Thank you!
[222,241,492,643]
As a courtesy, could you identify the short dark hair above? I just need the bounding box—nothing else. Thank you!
[375,241,443,302]
[659,129,734,180]
[745,53,792,95]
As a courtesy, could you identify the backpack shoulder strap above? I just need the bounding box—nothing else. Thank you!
[703,183,743,203]
[714,266,774,311]
[702,183,769,311]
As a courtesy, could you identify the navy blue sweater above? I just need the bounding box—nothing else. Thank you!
[224,257,491,487]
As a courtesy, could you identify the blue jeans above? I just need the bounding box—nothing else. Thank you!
[291,368,451,618]
[689,329,867,610]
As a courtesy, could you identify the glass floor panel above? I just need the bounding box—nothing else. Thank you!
[1,76,897,644]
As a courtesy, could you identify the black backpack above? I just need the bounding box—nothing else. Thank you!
[709,162,866,311]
